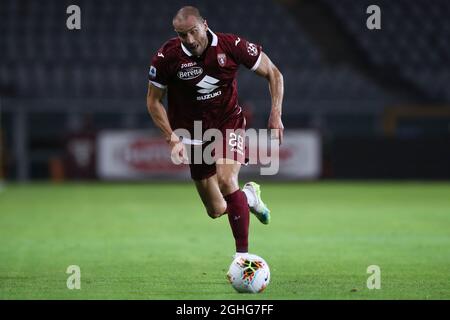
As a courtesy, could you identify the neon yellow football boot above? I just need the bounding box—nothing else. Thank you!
[243,182,271,225]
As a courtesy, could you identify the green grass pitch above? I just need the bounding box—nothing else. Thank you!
[0,182,449,299]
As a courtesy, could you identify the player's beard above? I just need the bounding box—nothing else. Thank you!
[188,37,208,56]
[189,44,201,55]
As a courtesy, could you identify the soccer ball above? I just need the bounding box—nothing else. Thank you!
[227,254,270,293]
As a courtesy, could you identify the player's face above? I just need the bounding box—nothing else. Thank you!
[174,16,209,56]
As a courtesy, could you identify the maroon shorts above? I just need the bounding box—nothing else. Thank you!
[187,114,247,181]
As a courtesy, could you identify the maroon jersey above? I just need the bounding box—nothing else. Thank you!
[148,29,262,134]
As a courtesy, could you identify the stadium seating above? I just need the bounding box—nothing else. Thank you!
[323,0,450,102]
[2,0,449,180]
[0,0,391,103]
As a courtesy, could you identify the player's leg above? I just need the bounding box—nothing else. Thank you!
[216,158,241,195]
[218,122,271,226]
[216,158,250,254]
[194,174,227,219]
[191,162,270,223]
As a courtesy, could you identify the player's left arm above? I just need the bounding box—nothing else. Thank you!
[254,52,285,144]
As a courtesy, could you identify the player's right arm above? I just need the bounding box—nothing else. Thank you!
[147,43,188,163]
[146,83,187,163]
[146,83,174,143]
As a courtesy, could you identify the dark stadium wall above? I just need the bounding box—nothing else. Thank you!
[327,137,450,179]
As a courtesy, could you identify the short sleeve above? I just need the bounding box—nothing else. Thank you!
[230,36,263,71]
[148,51,170,89]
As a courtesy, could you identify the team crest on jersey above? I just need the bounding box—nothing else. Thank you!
[217,53,227,67]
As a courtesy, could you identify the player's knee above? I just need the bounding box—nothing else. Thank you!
[217,176,237,194]
[206,207,223,219]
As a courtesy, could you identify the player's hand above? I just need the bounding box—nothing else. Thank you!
[169,137,189,165]
[268,113,284,145]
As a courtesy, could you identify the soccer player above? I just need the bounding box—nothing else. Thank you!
[146,6,284,258]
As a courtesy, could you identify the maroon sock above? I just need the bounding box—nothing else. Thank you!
[224,189,250,253]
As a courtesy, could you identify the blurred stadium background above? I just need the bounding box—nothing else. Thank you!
[1,0,449,182]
